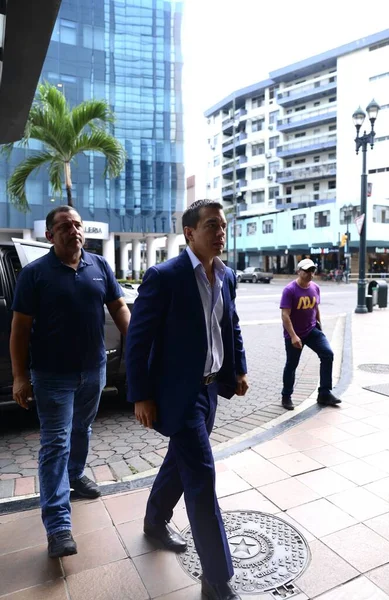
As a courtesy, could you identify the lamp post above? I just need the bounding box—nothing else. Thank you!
[232,96,237,274]
[342,203,353,284]
[352,99,380,313]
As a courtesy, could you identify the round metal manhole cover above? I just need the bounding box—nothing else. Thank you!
[358,364,389,374]
[177,511,310,594]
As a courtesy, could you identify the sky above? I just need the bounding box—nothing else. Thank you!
[181,0,389,179]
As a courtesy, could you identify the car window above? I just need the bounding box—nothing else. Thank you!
[244,267,255,273]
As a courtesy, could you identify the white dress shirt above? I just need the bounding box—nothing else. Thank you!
[186,246,226,376]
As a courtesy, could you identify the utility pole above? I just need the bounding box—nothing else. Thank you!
[232,95,237,273]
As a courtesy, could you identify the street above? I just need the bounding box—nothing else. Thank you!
[0,279,356,496]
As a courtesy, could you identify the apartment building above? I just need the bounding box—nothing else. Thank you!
[204,29,389,275]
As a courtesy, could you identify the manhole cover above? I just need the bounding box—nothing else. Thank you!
[358,364,389,374]
[177,511,310,594]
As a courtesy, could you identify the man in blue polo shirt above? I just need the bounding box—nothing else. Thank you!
[10,206,130,559]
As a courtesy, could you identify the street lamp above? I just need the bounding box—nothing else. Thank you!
[342,203,353,283]
[352,99,380,313]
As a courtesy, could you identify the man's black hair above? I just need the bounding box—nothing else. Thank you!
[182,200,224,242]
[46,205,80,232]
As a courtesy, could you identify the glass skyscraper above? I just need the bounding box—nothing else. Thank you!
[0,0,185,237]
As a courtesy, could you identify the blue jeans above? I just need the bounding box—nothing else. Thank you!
[31,367,106,536]
[282,327,334,398]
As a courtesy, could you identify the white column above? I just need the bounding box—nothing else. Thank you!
[22,229,33,240]
[132,239,141,280]
[146,236,157,269]
[102,233,115,273]
[120,241,131,279]
[166,233,180,259]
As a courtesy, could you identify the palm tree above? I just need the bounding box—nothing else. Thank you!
[1,82,126,212]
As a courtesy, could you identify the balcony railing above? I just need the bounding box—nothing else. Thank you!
[278,76,337,100]
[276,162,337,183]
[278,105,337,127]
[276,135,337,157]
[276,191,336,209]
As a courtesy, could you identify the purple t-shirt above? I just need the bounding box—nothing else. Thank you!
[280,280,320,339]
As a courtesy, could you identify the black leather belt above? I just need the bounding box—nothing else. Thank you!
[202,372,219,385]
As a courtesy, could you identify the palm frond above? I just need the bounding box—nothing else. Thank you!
[71,100,115,136]
[72,131,127,178]
[48,160,64,198]
[35,81,68,119]
[0,142,15,158]
[7,152,54,212]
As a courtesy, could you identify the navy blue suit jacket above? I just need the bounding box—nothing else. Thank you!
[125,250,247,437]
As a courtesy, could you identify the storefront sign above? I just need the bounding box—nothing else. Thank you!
[375,247,388,254]
[33,220,109,240]
[310,247,339,255]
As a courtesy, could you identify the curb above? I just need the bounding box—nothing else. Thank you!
[0,312,352,516]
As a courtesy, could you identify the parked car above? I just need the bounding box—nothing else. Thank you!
[0,238,137,410]
[236,270,244,283]
[240,267,273,284]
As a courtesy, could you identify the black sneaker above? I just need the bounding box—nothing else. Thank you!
[48,530,77,558]
[70,475,101,499]
[282,396,294,410]
[317,391,342,406]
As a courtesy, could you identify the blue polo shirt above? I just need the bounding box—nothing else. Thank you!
[12,247,123,373]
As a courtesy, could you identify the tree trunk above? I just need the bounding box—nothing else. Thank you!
[64,162,73,207]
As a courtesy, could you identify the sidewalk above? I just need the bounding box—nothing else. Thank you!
[2,309,389,598]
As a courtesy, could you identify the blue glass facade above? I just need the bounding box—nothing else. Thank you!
[0,0,185,235]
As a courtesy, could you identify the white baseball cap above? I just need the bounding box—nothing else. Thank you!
[297,258,316,271]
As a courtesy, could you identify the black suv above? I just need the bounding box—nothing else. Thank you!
[0,238,137,409]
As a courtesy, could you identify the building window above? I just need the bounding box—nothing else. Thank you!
[293,214,307,230]
[373,205,389,223]
[252,167,265,180]
[329,76,336,83]
[269,110,279,124]
[329,124,336,131]
[252,95,264,108]
[295,132,306,138]
[269,161,279,174]
[52,19,77,45]
[314,210,331,227]
[213,156,220,167]
[252,191,265,203]
[83,25,104,50]
[294,158,306,164]
[328,152,336,159]
[247,222,257,235]
[329,96,336,103]
[262,219,274,234]
[313,156,320,163]
[252,119,264,132]
[294,184,306,190]
[314,182,320,192]
[213,134,219,146]
[235,224,242,237]
[314,101,320,107]
[252,143,265,156]
[328,180,336,190]
[340,205,360,224]
[213,177,220,188]
[269,187,279,200]
[269,136,279,150]
[295,105,306,112]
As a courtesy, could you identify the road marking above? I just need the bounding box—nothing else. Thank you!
[240,313,346,326]
[237,291,355,300]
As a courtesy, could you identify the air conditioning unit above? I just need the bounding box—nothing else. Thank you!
[267,175,273,181]
[268,125,273,130]
[265,152,272,158]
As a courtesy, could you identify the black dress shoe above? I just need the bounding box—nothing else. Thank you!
[143,518,187,553]
[48,530,77,558]
[201,578,240,600]
[317,391,341,406]
[282,395,294,410]
[70,475,101,499]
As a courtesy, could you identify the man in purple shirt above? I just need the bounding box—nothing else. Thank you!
[279,258,341,410]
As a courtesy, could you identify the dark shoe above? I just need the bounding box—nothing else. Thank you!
[282,395,294,410]
[202,578,240,600]
[48,530,77,558]
[317,391,342,406]
[143,518,187,553]
[70,475,101,499]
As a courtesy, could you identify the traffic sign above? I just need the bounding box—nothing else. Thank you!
[355,214,365,236]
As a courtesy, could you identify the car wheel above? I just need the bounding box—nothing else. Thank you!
[265,279,271,284]
[237,276,241,283]
[252,276,257,283]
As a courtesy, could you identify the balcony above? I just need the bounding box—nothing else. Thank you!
[276,191,336,210]
[276,161,337,184]
[236,179,248,191]
[222,183,234,200]
[221,108,247,134]
[277,77,337,107]
[277,107,337,133]
[276,134,337,158]
[222,131,248,156]
[222,156,247,177]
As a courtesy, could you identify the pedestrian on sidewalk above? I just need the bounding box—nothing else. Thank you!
[10,206,130,559]
[280,258,341,411]
[126,200,249,600]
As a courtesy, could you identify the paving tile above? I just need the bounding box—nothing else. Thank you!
[14,476,35,496]
[328,486,389,521]
[0,512,46,554]
[218,488,279,514]
[332,458,388,486]
[294,538,358,598]
[0,580,68,600]
[336,420,380,437]
[322,523,389,572]
[335,432,389,458]
[296,467,356,496]
[0,508,41,524]
[338,406,376,420]
[117,517,158,557]
[362,415,389,431]
[363,452,389,474]
[309,409,353,425]
[258,477,320,511]
[0,544,62,596]
[225,449,268,470]
[252,438,297,459]
[70,498,112,535]
[171,507,189,531]
[133,549,195,597]
[278,431,326,451]
[154,584,202,600]
[269,452,323,476]
[304,444,355,467]
[287,498,357,538]
[92,464,114,483]
[107,459,133,480]
[230,456,289,487]
[365,477,389,502]
[66,558,148,600]
[215,470,251,497]
[0,479,14,498]
[61,526,127,576]
[367,564,389,595]
[317,575,389,599]
[366,513,389,542]
[274,511,316,542]
[307,425,354,443]
[103,489,149,525]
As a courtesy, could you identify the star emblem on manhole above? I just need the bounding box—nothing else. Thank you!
[229,536,258,558]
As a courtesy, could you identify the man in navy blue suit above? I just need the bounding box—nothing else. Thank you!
[126,200,248,600]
